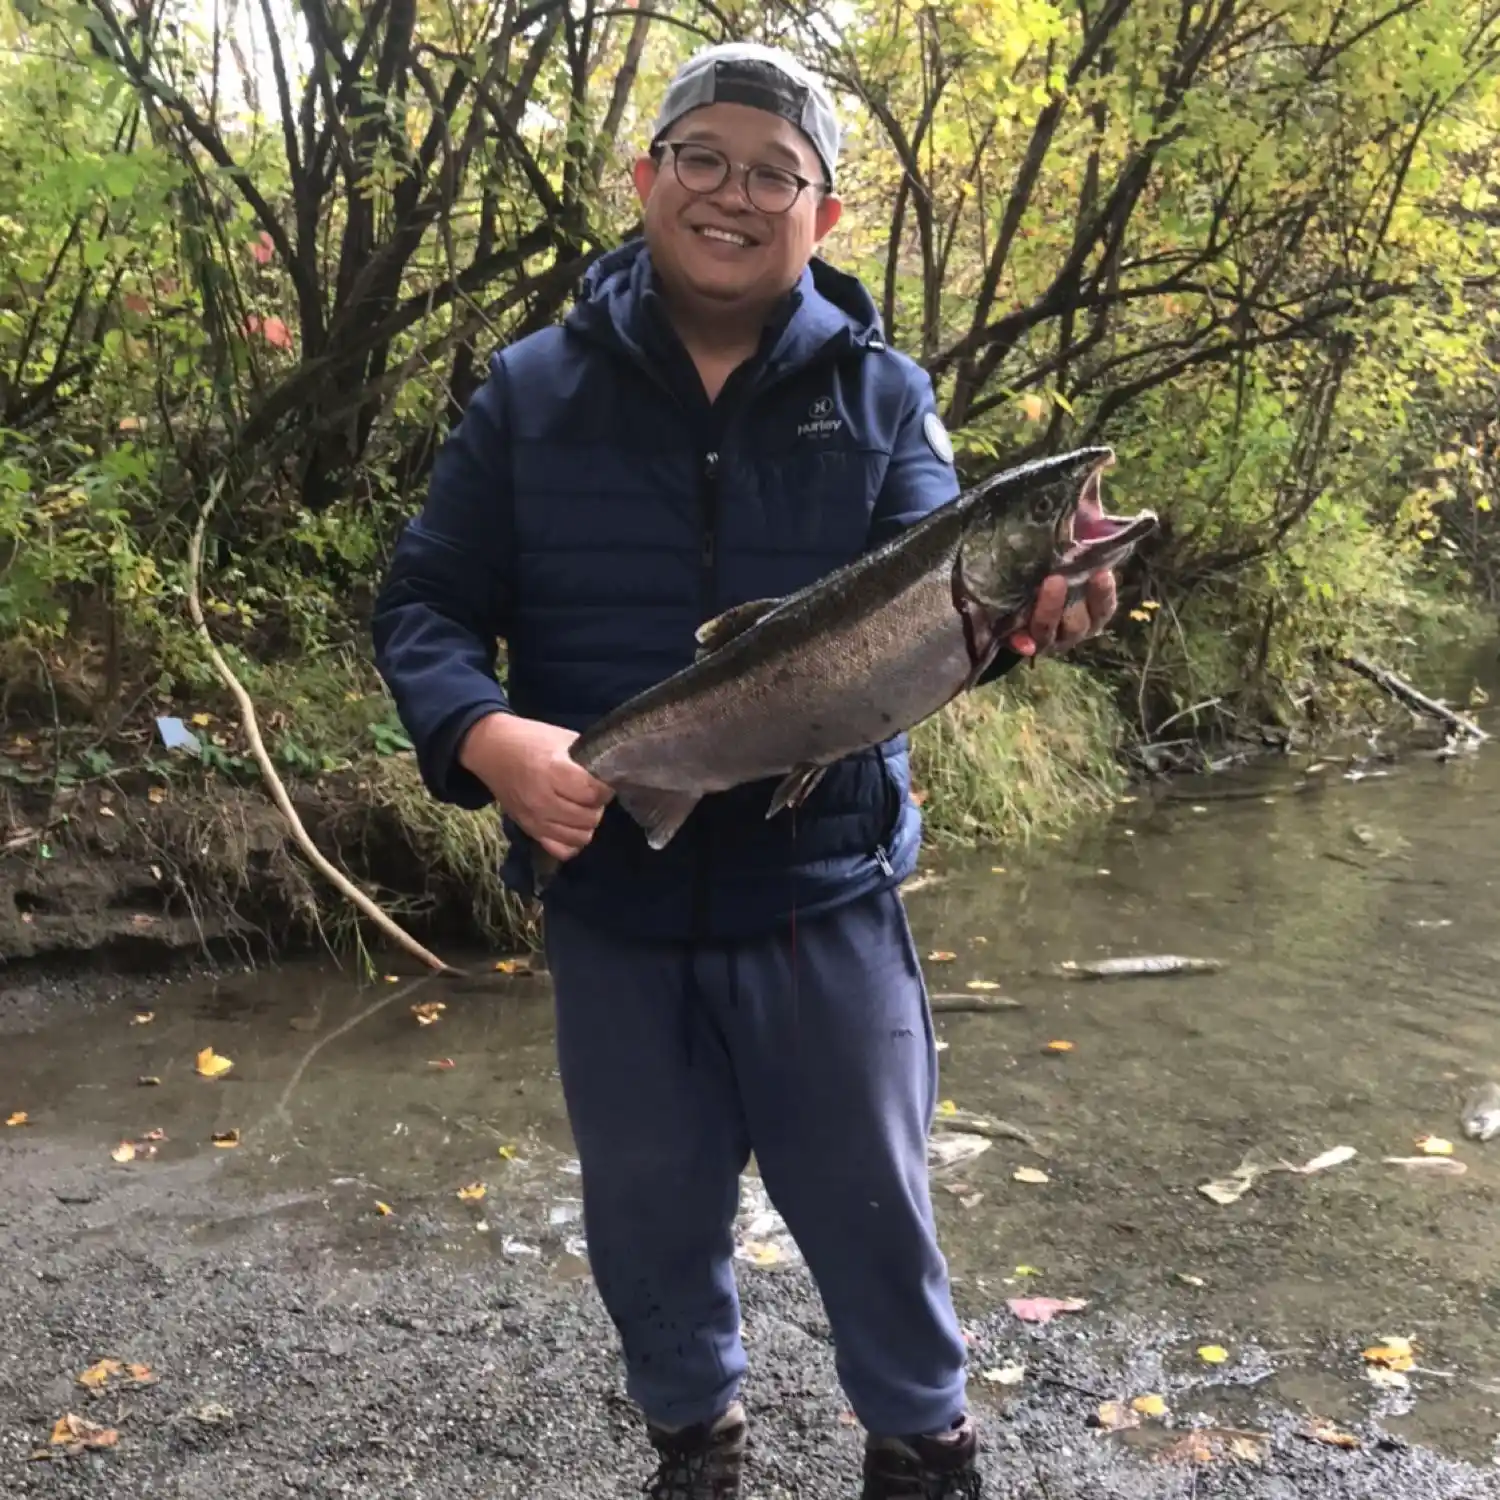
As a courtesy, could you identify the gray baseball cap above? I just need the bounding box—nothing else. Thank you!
[650,42,841,185]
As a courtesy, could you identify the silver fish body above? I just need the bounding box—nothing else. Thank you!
[547,445,1156,867]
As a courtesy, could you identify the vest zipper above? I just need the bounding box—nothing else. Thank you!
[693,448,721,939]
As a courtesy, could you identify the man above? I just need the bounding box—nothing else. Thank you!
[372,40,1116,1500]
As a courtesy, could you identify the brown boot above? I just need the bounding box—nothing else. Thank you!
[861,1412,981,1499]
[643,1400,747,1500]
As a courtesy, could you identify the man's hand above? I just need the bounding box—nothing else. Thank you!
[459,713,614,863]
[1005,570,1117,658]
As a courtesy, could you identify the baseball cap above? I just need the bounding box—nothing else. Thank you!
[650,42,841,185]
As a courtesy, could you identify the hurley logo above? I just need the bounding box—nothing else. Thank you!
[797,394,843,439]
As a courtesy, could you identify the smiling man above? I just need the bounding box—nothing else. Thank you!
[372,40,1115,1500]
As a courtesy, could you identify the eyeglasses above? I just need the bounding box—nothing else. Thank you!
[651,141,827,215]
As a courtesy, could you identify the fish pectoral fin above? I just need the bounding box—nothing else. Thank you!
[614,783,702,851]
[694,597,784,659]
[766,763,829,819]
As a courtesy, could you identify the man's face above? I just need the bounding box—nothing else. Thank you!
[632,101,842,313]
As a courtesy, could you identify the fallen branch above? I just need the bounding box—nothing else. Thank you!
[187,480,459,976]
[1338,653,1488,742]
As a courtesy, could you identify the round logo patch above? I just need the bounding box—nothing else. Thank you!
[923,410,954,465]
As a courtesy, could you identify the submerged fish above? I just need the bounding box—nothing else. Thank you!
[544,446,1155,870]
[1461,1081,1500,1141]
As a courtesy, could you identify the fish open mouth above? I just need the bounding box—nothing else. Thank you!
[1053,454,1157,578]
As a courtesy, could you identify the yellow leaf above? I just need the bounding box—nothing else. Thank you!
[1129,609,1151,622]
[49,1413,118,1450]
[1014,1264,1041,1277]
[965,979,1000,991]
[937,1099,958,1116]
[375,1201,394,1216]
[195,1046,233,1079]
[111,1141,136,1163]
[1131,1393,1168,1417]
[1197,1344,1229,1364]
[210,1129,241,1148]
[190,713,213,727]
[1020,392,1046,422]
[456,1182,486,1202]
[77,1359,123,1388]
[1477,496,1492,512]
[6,1111,28,1126]
[130,1011,154,1026]
[1139,599,1161,611]
[1046,1040,1074,1053]
[147,786,166,804]
[740,1240,782,1266]
[411,1002,446,1026]
[1416,1134,1454,1155]
[1363,1338,1415,1371]
[497,1145,517,1160]
[137,1076,161,1087]
[980,1363,1025,1385]
[493,958,533,974]
[1013,1167,1050,1184]
[1096,1400,1139,1431]
[990,866,1006,874]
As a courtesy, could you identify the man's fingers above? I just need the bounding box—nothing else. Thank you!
[1084,570,1117,628]
[553,760,615,808]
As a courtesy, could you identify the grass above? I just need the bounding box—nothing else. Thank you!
[909,658,1127,850]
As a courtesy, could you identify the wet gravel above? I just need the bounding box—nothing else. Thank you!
[0,1124,1494,1500]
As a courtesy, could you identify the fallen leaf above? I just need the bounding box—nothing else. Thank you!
[1045,1040,1074,1053]
[147,786,165,804]
[130,1011,154,1026]
[937,1099,958,1116]
[141,1128,166,1142]
[965,979,1001,991]
[1132,1393,1169,1418]
[1096,1401,1140,1431]
[1198,1161,1264,1205]
[48,1412,119,1453]
[126,1363,156,1384]
[99,804,117,818]
[1229,1434,1268,1463]
[980,1363,1025,1386]
[456,1181,486,1202]
[137,1076,160,1087]
[195,1046,233,1079]
[1013,1167,1050,1184]
[959,1191,984,1209]
[1197,1344,1229,1364]
[1177,1273,1206,1287]
[1366,1365,1409,1390]
[190,712,213,727]
[497,1144,517,1160]
[412,1002,446,1026]
[1416,1134,1454,1156]
[1014,1264,1042,1277]
[740,1240,782,1266]
[6,1111,28,1126]
[493,958,533,974]
[927,951,957,962]
[1007,1296,1088,1324]
[375,1201,393,1216]
[991,866,1006,873]
[1363,1337,1415,1371]
[428,1057,455,1070]
[77,1359,123,1388]
[1289,1144,1357,1174]
[210,1129,241,1148]
[111,1141,136,1163]
[1303,1419,1360,1449]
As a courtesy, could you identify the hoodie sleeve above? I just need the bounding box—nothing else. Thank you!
[867,362,1021,689]
[371,354,516,809]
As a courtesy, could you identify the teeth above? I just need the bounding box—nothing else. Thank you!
[699,226,752,247]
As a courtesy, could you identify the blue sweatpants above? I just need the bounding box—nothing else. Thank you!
[542,886,969,1438]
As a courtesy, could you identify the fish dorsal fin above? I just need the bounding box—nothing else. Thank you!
[694,597,783,659]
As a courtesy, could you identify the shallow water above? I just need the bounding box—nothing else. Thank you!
[5,640,1500,1467]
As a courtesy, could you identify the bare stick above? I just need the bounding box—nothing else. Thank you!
[929,992,1023,1012]
[1338,653,1488,741]
[187,479,460,976]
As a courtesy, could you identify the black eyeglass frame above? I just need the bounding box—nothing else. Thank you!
[649,140,832,214]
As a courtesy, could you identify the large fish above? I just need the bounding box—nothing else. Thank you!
[541,445,1156,872]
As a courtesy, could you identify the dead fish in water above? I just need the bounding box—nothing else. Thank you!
[537,447,1155,879]
[1461,1081,1500,1141]
[1054,955,1226,980]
